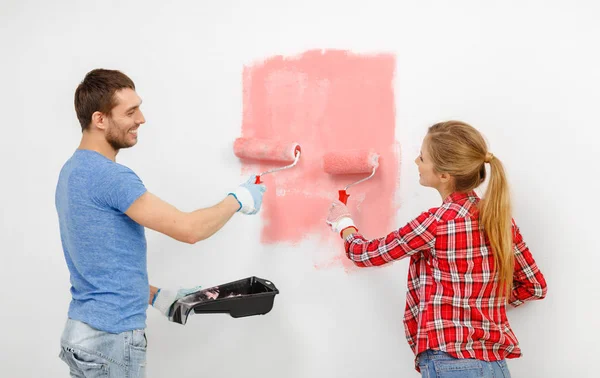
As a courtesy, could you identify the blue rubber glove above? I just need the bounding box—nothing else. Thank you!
[228,175,267,215]
[151,285,202,317]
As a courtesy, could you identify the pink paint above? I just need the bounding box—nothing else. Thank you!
[234,137,300,163]
[239,50,399,264]
[205,289,219,300]
[322,150,379,174]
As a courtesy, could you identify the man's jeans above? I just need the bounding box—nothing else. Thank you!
[59,318,147,377]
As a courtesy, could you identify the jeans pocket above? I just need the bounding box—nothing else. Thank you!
[433,358,484,378]
[131,329,147,349]
[62,347,109,377]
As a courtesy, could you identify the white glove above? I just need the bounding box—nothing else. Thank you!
[326,201,357,236]
[151,286,202,317]
[228,175,267,215]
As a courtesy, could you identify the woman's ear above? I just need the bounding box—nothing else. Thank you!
[438,172,454,186]
[439,172,453,185]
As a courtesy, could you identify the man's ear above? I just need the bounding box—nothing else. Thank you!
[91,111,107,131]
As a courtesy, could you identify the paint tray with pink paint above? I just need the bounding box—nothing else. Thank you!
[168,276,279,325]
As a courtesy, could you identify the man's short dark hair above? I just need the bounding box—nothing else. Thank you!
[74,69,135,131]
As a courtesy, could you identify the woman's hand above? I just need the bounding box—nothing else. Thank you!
[326,201,357,237]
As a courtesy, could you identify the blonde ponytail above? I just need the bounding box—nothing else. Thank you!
[479,156,514,298]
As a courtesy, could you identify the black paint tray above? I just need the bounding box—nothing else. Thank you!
[168,276,279,325]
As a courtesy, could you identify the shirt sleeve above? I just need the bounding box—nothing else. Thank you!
[343,211,437,267]
[509,219,548,307]
[95,164,147,213]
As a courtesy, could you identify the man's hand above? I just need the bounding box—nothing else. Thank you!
[151,285,203,317]
[326,201,357,237]
[228,175,267,215]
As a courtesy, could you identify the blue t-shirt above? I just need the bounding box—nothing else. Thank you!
[55,149,148,334]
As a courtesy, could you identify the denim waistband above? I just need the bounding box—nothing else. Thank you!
[418,349,457,364]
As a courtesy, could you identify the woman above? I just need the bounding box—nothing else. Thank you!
[326,121,547,377]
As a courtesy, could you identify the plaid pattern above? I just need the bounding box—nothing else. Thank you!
[344,191,547,371]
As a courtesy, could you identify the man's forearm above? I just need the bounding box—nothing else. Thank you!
[185,195,240,244]
[126,192,242,245]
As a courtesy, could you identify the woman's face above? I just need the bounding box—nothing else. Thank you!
[415,136,444,189]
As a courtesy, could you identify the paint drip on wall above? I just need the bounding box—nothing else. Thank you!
[238,49,399,264]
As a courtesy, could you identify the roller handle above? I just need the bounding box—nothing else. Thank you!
[338,190,350,205]
[255,176,263,184]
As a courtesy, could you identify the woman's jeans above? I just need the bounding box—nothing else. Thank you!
[58,318,147,378]
[417,350,511,378]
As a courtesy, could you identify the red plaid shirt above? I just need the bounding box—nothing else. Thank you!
[344,191,547,371]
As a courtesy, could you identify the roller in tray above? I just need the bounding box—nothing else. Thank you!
[168,276,279,325]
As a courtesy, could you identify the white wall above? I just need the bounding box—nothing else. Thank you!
[1,1,598,377]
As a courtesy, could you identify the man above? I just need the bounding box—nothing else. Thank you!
[55,69,265,377]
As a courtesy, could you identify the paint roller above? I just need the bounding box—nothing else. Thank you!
[322,150,379,204]
[234,137,301,184]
